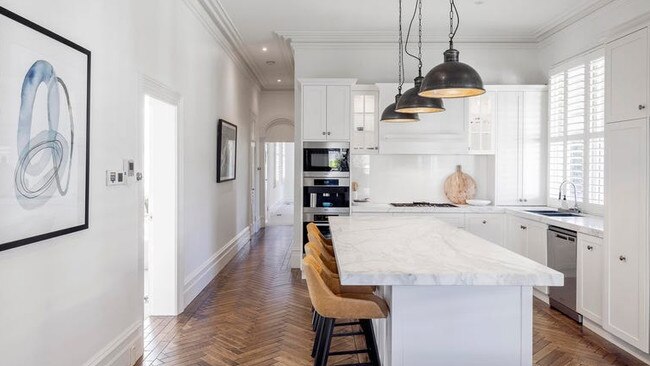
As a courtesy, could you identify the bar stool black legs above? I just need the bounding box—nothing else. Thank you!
[312,314,381,366]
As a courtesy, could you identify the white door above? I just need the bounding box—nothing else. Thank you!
[606,28,648,123]
[525,220,548,294]
[505,215,527,255]
[143,94,179,316]
[326,85,351,140]
[302,85,327,140]
[520,91,547,205]
[604,118,648,351]
[496,92,522,205]
[578,233,603,324]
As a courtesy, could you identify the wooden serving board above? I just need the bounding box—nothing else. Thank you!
[444,165,476,204]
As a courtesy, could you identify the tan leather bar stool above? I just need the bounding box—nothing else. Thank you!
[304,256,388,366]
[305,244,376,331]
[305,242,338,274]
[306,222,334,254]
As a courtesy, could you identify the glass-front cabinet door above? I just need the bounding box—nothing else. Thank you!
[351,88,379,154]
[467,91,496,154]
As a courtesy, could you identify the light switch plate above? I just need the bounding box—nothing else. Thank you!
[106,170,126,186]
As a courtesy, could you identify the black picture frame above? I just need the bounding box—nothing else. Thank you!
[217,119,237,183]
[0,6,91,252]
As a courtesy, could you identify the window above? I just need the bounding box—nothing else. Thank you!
[548,51,605,210]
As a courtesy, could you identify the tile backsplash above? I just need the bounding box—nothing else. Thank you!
[350,154,494,204]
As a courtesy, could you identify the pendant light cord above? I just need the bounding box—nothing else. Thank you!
[448,0,460,49]
[398,0,404,94]
[404,0,423,76]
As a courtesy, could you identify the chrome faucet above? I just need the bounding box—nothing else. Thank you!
[558,179,581,213]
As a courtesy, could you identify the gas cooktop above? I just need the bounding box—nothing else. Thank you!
[390,202,458,208]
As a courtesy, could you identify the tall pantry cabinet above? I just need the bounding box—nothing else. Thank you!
[604,27,650,352]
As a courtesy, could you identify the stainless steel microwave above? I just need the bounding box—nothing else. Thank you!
[303,142,349,176]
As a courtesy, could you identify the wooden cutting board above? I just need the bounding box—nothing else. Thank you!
[444,165,476,204]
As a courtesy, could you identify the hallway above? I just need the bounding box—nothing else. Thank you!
[139,226,643,366]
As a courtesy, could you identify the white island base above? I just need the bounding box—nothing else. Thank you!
[373,285,533,366]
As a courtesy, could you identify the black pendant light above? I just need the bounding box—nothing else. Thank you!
[395,0,444,114]
[381,0,419,123]
[419,0,485,99]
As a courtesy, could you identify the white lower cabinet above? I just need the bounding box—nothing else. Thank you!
[577,233,603,325]
[465,214,504,245]
[506,215,548,294]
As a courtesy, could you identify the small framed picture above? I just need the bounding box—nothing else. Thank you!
[217,119,237,182]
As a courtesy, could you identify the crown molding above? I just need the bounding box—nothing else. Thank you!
[276,30,538,45]
[184,0,263,91]
[533,0,615,41]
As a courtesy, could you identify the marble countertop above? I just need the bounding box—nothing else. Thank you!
[329,216,564,287]
[505,208,604,238]
[351,203,604,238]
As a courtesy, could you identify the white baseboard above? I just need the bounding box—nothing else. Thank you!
[582,318,650,364]
[83,321,143,366]
[183,226,251,306]
[532,289,549,304]
[290,249,302,269]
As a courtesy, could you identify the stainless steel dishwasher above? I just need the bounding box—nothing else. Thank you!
[547,225,582,323]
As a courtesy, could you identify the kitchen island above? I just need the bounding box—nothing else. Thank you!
[329,215,563,366]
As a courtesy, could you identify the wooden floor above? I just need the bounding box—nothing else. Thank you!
[137,226,645,366]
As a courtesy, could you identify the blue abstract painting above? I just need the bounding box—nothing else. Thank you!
[0,6,90,251]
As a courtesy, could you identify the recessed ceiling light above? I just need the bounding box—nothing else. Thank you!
[262,47,268,52]
[277,79,282,83]
[474,0,484,4]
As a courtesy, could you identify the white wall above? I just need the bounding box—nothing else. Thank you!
[0,1,259,366]
[294,43,545,86]
[259,90,294,141]
[538,0,650,73]
[351,154,493,204]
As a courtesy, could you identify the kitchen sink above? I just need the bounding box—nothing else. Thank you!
[525,210,582,217]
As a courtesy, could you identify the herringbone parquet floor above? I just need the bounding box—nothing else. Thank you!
[137,226,646,366]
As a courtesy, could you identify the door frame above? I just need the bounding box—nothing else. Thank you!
[138,75,185,315]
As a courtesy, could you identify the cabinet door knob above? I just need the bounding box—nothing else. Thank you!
[482,220,487,224]
[322,131,326,135]
[520,225,527,230]
[619,255,627,262]
[523,198,528,202]
[327,132,331,135]
[639,105,646,110]
[587,245,593,251]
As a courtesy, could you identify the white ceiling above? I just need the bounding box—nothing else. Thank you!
[206,0,613,90]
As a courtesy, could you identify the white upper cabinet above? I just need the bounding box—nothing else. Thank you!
[376,83,467,154]
[606,28,649,123]
[302,85,328,140]
[604,118,649,351]
[466,92,497,154]
[326,85,351,140]
[351,87,379,153]
[495,87,547,206]
[301,79,355,141]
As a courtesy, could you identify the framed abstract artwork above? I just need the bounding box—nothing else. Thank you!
[217,119,237,183]
[0,6,91,252]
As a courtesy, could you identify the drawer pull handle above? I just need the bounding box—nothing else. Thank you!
[520,225,527,230]
[587,245,593,251]
[482,220,487,224]
[619,255,627,262]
